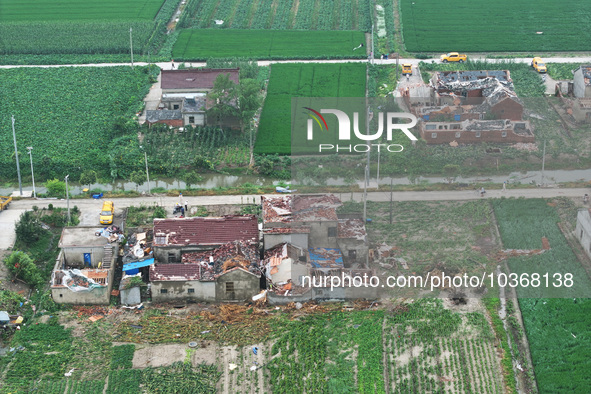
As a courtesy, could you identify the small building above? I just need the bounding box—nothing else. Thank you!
[576,209,591,259]
[263,243,308,287]
[152,215,259,263]
[337,219,368,265]
[150,240,261,302]
[145,69,240,128]
[573,65,591,98]
[417,70,533,144]
[51,227,119,305]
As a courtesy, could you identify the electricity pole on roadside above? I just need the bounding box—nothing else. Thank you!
[65,175,71,225]
[27,146,36,198]
[129,27,134,69]
[144,151,151,194]
[11,115,23,196]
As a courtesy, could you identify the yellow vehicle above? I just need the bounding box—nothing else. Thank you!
[440,52,467,63]
[402,63,413,76]
[100,201,114,225]
[531,57,547,73]
[0,196,11,211]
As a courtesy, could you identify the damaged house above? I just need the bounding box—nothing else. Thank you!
[261,195,374,303]
[417,70,534,144]
[261,194,368,263]
[150,216,261,302]
[145,68,240,127]
[51,227,120,305]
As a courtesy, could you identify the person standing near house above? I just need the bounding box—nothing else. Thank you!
[502,181,507,191]
[171,59,175,69]
[185,200,188,214]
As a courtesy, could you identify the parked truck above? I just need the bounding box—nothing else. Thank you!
[402,63,413,76]
[440,52,467,63]
[0,196,11,211]
[531,57,547,73]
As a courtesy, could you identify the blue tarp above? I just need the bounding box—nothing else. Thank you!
[122,258,155,272]
[308,248,343,269]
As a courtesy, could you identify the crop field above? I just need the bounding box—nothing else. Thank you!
[172,29,366,60]
[0,301,505,393]
[0,0,165,22]
[0,0,179,56]
[255,63,366,155]
[400,0,591,52]
[0,67,154,181]
[180,0,372,30]
[492,198,591,391]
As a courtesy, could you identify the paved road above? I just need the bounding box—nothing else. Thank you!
[1,188,588,250]
[1,56,591,70]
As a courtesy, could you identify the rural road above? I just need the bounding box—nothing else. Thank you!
[1,56,591,70]
[1,187,589,250]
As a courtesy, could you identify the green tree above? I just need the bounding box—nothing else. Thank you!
[207,73,239,133]
[45,179,68,198]
[4,251,44,288]
[129,170,147,191]
[15,211,45,244]
[443,164,461,184]
[184,171,202,189]
[79,170,98,187]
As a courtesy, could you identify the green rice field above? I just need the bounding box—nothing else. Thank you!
[172,29,367,60]
[400,0,591,52]
[255,63,366,155]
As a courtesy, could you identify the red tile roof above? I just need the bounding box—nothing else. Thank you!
[337,219,366,240]
[161,69,240,90]
[149,263,201,281]
[153,215,258,246]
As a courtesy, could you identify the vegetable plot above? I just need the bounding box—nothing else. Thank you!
[184,0,372,30]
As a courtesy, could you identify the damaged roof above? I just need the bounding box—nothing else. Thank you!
[308,247,344,269]
[180,240,261,280]
[263,227,311,234]
[261,194,342,224]
[437,70,511,84]
[575,65,591,85]
[338,219,366,240]
[434,73,516,98]
[161,69,240,90]
[146,110,182,123]
[153,215,258,246]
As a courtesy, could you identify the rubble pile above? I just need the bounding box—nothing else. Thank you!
[96,225,123,243]
[181,240,260,280]
[338,219,366,240]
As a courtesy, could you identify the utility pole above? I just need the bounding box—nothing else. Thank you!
[376,148,380,190]
[144,151,151,194]
[370,24,374,65]
[389,178,393,225]
[65,175,70,225]
[129,27,134,69]
[541,140,546,186]
[27,147,36,198]
[11,115,23,196]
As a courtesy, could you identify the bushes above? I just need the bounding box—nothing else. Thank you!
[4,251,44,288]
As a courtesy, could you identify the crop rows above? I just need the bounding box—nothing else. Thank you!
[0,0,180,56]
[185,0,372,30]
[255,63,366,155]
[400,0,591,52]
[386,299,502,393]
[492,199,591,391]
[173,29,366,60]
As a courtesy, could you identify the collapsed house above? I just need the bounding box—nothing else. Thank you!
[51,227,120,305]
[145,68,240,127]
[261,195,367,263]
[415,70,534,144]
[149,216,261,302]
[573,65,591,98]
[260,195,375,303]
